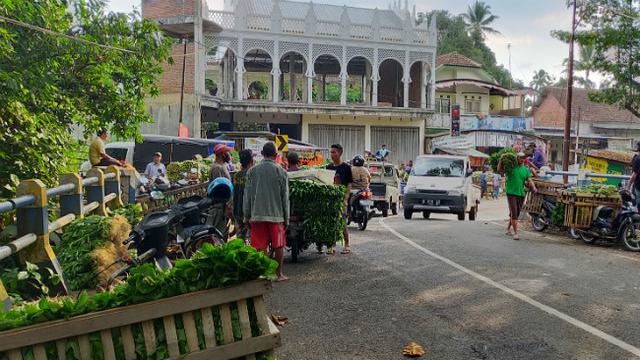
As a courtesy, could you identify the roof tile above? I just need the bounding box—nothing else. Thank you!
[544,87,640,123]
[436,52,482,68]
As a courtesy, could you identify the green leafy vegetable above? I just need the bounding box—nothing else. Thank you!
[290,180,346,247]
[489,147,517,173]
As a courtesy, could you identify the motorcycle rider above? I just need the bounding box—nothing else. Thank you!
[349,155,371,213]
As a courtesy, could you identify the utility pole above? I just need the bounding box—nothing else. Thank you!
[563,1,577,183]
[507,43,512,89]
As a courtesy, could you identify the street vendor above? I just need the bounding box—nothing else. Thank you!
[287,152,301,172]
[143,152,167,181]
[499,152,537,241]
[210,143,234,239]
[89,128,121,167]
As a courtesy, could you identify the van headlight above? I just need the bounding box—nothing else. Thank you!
[448,190,463,196]
[405,185,417,194]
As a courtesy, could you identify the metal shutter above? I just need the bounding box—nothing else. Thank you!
[371,126,419,164]
[308,125,365,161]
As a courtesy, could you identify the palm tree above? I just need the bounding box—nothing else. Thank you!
[529,69,554,102]
[461,1,501,39]
[562,44,596,89]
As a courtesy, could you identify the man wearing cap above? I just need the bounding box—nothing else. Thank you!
[210,143,233,181]
[528,142,546,169]
[499,151,537,240]
[144,152,167,181]
[244,142,289,281]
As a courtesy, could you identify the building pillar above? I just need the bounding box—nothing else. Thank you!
[340,71,347,106]
[364,124,372,151]
[430,60,436,110]
[420,62,427,109]
[307,74,314,104]
[372,49,379,107]
[289,53,296,101]
[301,117,310,142]
[419,119,426,154]
[235,38,244,100]
[272,41,280,103]
[403,78,410,108]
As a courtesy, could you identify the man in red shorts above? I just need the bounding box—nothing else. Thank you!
[244,142,290,281]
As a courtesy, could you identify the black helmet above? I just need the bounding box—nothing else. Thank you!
[352,154,365,167]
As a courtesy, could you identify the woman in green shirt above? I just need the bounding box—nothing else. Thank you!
[498,152,537,240]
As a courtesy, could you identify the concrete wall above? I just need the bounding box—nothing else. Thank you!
[141,94,198,137]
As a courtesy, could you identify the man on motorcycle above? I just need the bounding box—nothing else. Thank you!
[351,155,371,190]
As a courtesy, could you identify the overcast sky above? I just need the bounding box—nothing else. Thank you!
[107,0,579,86]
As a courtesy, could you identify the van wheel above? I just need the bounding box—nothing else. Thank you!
[457,212,465,221]
[391,201,398,215]
[423,211,430,219]
[404,209,413,220]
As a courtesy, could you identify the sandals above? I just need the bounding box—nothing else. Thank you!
[341,248,351,254]
[326,247,337,254]
[513,234,520,240]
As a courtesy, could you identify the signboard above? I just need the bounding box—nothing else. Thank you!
[275,134,289,152]
[431,133,475,151]
[460,116,532,132]
[451,105,461,137]
[585,156,624,185]
[244,138,266,161]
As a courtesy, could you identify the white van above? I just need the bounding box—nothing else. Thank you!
[402,155,480,220]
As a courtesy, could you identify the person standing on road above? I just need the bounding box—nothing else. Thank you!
[232,149,254,240]
[210,143,234,239]
[326,144,353,254]
[89,128,121,167]
[492,172,502,199]
[143,152,167,180]
[480,168,488,199]
[287,152,301,172]
[499,152,537,240]
[627,142,640,207]
[244,142,290,282]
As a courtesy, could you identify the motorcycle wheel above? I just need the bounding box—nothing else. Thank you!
[530,214,548,232]
[579,231,597,245]
[620,222,640,252]
[358,214,368,231]
[291,236,300,263]
[568,227,580,239]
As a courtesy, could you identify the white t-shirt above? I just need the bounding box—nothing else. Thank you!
[144,162,166,179]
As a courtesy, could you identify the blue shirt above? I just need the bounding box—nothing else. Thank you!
[530,148,545,169]
[480,173,488,187]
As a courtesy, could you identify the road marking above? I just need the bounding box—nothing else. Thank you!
[379,219,640,358]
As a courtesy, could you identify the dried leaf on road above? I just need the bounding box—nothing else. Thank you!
[402,341,426,357]
[271,314,289,326]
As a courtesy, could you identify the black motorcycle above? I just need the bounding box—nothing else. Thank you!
[573,190,640,251]
[348,189,373,231]
[530,194,579,239]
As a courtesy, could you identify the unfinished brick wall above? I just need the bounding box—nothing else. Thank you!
[142,0,196,95]
[534,95,565,128]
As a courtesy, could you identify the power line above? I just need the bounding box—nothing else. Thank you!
[0,14,136,54]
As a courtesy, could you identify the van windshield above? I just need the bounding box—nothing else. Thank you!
[369,165,394,177]
[106,148,127,161]
[413,158,464,177]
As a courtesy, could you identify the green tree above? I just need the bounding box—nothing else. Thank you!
[0,0,173,197]
[530,69,554,101]
[553,0,640,117]
[461,1,501,39]
[561,45,596,89]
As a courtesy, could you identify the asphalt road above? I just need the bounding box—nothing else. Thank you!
[266,201,640,360]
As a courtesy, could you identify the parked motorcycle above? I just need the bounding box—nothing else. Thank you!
[348,189,373,231]
[573,190,640,251]
[530,194,579,239]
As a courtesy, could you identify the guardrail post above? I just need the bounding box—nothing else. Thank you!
[60,173,83,217]
[105,166,124,209]
[15,179,69,295]
[0,282,10,312]
[86,168,108,216]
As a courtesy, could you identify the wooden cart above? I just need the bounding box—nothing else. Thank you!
[561,192,622,228]
[523,179,564,214]
[0,280,280,360]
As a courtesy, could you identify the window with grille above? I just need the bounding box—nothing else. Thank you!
[464,99,480,113]
[436,98,450,114]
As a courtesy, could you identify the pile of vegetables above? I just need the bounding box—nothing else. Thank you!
[565,184,618,196]
[290,180,346,247]
[57,215,131,290]
[0,241,276,359]
[166,160,210,183]
[489,147,517,173]
[551,203,565,226]
[111,203,143,226]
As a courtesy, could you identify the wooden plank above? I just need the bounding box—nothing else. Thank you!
[163,316,180,359]
[182,312,200,353]
[0,280,271,351]
[141,320,157,356]
[246,354,257,360]
[6,349,21,360]
[56,339,67,360]
[201,308,216,349]
[252,297,270,336]
[180,320,280,360]
[219,304,234,344]
[100,330,117,360]
[33,344,47,360]
[237,299,252,340]
[120,325,136,360]
[78,334,91,360]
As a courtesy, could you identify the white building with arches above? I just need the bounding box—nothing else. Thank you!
[144,0,437,162]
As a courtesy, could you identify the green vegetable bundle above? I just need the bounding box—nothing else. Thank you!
[551,203,565,226]
[166,160,209,183]
[111,203,143,226]
[58,215,131,290]
[0,241,276,332]
[290,180,346,247]
[566,183,618,196]
[489,147,517,173]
